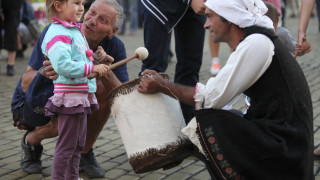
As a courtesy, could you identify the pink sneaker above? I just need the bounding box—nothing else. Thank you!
[210,57,220,75]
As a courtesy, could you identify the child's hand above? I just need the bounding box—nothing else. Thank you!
[95,46,114,65]
[93,64,110,77]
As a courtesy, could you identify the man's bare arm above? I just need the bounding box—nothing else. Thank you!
[159,79,196,105]
[137,70,195,105]
[99,69,121,90]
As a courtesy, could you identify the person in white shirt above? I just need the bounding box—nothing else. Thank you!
[137,0,313,179]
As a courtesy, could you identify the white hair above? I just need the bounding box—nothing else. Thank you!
[93,0,124,29]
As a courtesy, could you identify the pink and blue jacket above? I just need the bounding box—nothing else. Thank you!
[41,17,96,93]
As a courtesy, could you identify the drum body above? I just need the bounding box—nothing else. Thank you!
[107,78,194,173]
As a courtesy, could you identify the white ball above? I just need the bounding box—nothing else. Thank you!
[135,47,149,60]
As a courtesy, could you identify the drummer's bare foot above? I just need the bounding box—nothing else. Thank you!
[80,148,105,178]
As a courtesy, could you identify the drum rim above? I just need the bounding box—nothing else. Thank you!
[128,137,194,174]
[106,73,170,107]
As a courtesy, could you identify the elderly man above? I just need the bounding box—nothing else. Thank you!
[11,0,127,178]
[137,0,313,179]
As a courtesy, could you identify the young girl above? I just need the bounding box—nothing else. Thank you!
[41,0,109,179]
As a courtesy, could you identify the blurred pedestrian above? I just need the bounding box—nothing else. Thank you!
[209,38,220,76]
[0,0,23,76]
[295,0,314,57]
[118,0,138,35]
[17,0,38,58]
[265,1,296,55]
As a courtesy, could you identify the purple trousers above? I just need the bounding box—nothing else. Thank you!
[51,113,87,180]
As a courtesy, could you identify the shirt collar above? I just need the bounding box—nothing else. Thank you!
[52,16,81,29]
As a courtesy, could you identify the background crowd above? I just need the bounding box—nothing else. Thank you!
[1,0,319,75]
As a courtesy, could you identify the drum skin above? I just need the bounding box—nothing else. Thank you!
[107,77,194,174]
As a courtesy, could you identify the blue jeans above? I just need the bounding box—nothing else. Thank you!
[119,0,139,33]
[140,6,206,123]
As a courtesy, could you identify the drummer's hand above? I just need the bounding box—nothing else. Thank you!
[93,64,110,77]
[94,46,114,65]
[42,58,58,80]
[137,69,164,94]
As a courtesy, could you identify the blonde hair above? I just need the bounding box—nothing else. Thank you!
[46,0,68,22]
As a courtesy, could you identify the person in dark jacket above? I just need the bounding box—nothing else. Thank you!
[140,0,206,123]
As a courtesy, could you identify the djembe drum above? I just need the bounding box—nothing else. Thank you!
[107,76,194,174]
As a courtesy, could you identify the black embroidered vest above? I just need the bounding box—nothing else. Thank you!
[243,27,314,180]
[195,26,314,180]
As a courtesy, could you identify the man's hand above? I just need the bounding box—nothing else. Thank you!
[42,59,58,80]
[190,0,206,15]
[94,46,114,65]
[137,70,165,94]
[138,70,196,105]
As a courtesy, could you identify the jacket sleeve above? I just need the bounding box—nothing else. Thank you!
[42,32,93,78]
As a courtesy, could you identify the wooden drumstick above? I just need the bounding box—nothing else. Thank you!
[88,47,148,79]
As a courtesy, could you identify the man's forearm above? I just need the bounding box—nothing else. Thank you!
[160,80,195,105]
[298,0,315,35]
[99,70,121,90]
[138,70,196,104]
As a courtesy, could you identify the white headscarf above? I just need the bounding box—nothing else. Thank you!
[204,0,274,30]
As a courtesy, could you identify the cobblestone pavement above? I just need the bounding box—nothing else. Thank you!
[0,14,319,180]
